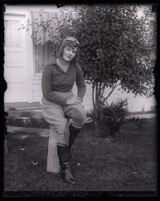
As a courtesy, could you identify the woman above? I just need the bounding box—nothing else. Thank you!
[41,36,86,184]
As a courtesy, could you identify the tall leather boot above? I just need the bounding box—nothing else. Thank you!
[57,145,75,184]
[68,125,81,161]
[69,124,81,148]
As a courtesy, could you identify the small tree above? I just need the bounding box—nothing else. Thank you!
[74,5,155,103]
[71,5,155,135]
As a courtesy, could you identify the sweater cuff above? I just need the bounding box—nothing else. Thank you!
[46,91,74,106]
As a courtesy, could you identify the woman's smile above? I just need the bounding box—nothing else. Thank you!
[63,46,77,62]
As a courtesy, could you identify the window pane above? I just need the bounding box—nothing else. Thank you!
[5,20,21,47]
[34,41,55,73]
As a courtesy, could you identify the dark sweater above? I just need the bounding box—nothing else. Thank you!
[42,61,86,106]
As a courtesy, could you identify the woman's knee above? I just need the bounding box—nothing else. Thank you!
[69,107,86,127]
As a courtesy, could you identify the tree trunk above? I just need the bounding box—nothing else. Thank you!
[94,119,101,137]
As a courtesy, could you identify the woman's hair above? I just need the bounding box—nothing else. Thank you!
[58,36,80,61]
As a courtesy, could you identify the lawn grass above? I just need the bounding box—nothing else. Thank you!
[4,118,157,194]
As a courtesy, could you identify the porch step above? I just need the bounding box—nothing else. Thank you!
[6,109,93,128]
[6,109,43,119]
[5,102,41,111]
[7,126,50,137]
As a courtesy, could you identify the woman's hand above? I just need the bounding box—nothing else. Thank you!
[66,96,82,105]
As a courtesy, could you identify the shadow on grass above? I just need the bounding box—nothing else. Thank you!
[4,118,157,192]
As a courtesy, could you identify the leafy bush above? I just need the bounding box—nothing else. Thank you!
[89,99,145,137]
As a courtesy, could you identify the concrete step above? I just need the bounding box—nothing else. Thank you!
[7,126,50,137]
[5,102,41,110]
[6,109,93,124]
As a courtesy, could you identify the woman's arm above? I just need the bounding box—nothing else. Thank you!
[42,65,72,105]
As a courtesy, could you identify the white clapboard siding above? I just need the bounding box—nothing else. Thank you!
[4,14,28,103]
[31,80,42,102]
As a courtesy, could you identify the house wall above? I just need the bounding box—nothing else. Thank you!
[72,84,156,112]
[4,5,156,112]
[4,5,59,104]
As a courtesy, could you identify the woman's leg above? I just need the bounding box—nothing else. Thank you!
[63,104,86,147]
[56,121,76,184]
[42,98,75,184]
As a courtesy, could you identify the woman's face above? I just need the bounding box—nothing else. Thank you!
[62,45,77,62]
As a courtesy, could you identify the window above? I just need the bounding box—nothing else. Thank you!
[30,8,76,74]
[34,41,54,73]
[31,11,56,74]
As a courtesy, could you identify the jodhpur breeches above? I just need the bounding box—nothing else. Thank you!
[41,97,86,146]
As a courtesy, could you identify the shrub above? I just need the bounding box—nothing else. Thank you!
[89,99,145,137]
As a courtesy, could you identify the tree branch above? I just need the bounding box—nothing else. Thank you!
[92,84,95,108]
[99,83,106,100]
[95,83,98,104]
[97,82,101,101]
[103,83,121,103]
